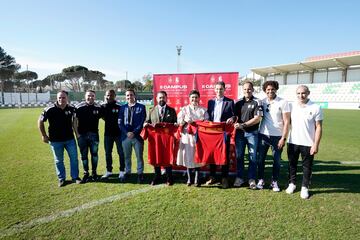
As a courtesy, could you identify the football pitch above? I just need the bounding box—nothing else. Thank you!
[0,108,359,239]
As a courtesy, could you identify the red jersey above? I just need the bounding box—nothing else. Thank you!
[190,121,234,165]
[141,123,179,167]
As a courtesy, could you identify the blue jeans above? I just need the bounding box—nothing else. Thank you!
[77,132,99,173]
[235,130,258,180]
[122,137,144,174]
[49,139,79,181]
[104,135,125,172]
[257,134,282,181]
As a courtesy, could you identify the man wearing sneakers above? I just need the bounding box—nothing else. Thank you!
[118,89,146,183]
[233,81,263,189]
[100,90,125,181]
[257,81,290,192]
[286,85,323,199]
[74,90,103,183]
[38,90,81,187]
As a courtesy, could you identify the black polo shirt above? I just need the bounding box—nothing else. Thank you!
[102,101,121,137]
[234,96,263,132]
[75,102,103,134]
[40,103,75,142]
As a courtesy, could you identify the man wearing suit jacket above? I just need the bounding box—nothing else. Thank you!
[205,81,235,189]
[144,91,177,185]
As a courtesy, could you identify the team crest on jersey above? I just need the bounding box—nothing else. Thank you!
[309,111,312,115]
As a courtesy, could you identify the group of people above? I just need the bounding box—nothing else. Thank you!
[39,80,323,199]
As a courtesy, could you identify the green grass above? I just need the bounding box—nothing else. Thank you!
[0,108,359,239]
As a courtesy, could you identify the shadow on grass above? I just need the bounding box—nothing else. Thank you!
[269,159,360,195]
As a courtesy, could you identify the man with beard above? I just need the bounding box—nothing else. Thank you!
[100,90,125,181]
[144,91,177,185]
[74,90,103,183]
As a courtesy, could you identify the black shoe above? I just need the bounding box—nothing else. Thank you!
[81,173,90,184]
[166,177,174,186]
[92,171,98,181]
[221,178,229,189]
[150,177,160,186]
[137,174,144,184]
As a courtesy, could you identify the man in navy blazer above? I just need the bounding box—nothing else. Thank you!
[118,89,146,183]
[205,81,235,188]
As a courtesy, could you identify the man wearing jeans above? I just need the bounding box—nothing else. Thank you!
[118,89,146,183]
[257,81,290,192]
[38,90,80,187]
[101,90,125,181]
[74,90,103,183]
[234,81,263,189]
[286,85,323,199]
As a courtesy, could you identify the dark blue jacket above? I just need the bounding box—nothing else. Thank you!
[206,96,235,122]
[118,102,146,141]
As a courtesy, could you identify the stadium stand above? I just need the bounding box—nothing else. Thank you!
[251,51,360,109]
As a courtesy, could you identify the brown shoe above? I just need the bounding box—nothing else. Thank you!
[205,177,217,186]
[221,178,229,189]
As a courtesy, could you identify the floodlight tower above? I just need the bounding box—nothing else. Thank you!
[176,45,182,73]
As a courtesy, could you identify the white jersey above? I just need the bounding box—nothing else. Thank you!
[288,100,323,147]
[259,96,290,136]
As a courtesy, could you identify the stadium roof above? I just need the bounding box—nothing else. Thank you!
[251,51,360,77]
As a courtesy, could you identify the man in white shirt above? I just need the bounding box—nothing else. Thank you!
[257,81,290,192]
[286,85,323,199]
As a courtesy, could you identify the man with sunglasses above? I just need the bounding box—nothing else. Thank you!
[257,81,290,192]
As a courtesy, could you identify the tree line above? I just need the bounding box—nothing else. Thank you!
[0,46,154,97]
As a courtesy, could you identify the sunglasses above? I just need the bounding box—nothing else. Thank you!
[266,104,270,112]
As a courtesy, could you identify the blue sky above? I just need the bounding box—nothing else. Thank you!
[1,0,360,82]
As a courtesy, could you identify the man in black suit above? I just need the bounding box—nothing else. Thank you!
[144,91,177,185]
[205,81,235,188]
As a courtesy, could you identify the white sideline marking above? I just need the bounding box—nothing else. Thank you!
[0,184,165,238]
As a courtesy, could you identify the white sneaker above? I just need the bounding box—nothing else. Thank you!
[233,177,245,187]
[256,179,265,189]
[271,181,280,192]
[249,179,257,190]
[286,183,296,194]
[300,186,310,199]
[118,171,125,179]
[101,171,112,179]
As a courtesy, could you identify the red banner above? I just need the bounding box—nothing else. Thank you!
[153,72,239,173]
[153,72,238,112]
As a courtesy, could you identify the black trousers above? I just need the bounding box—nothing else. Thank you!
[209,136,231,178]
[287,143,314,188]
[154,166,172,179]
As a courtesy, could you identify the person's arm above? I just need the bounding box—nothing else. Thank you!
[132,105,146,137]
[310,120,322,155]
[143,108,152,127]
[38,117,49,143]
[226,99,236,124]
[73,116,80,139]
[278,111,290,149]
